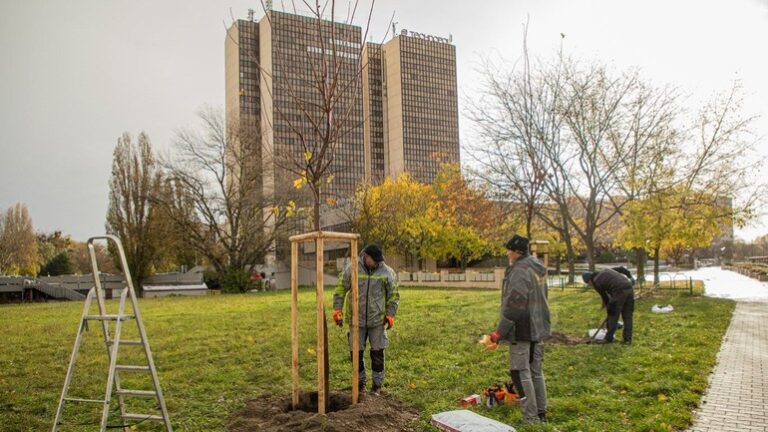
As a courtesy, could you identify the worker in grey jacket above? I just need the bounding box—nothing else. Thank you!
[490,234,550,423]
[333,244,399,394]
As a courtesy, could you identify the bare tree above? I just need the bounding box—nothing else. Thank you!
[155,107,294,292]
[466,24,561,240]
[106,132,163,294]
[680,82,765,224]
[0,203,39,275]
[225,2,388,406]
[468,25,689,278]
[615,82,763,283]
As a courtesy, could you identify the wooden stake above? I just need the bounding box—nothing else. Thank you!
[315,237,326,415]
[291,241,299,409]
[350,239,359,404]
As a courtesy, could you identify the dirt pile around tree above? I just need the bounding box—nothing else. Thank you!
[229,391,420,432]
[545,331,593,345]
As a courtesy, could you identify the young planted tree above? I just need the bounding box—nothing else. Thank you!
[0,203,39,275]
[241,0,381,231]
[227,1,389,409]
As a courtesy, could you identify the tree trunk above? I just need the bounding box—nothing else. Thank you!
[653,246,661,285]
[635,248,646,284]
[560,226,577,283]
[585,239,596,271]
[565,241,577,284]
[312,188,321,231]
[525,208,533,240]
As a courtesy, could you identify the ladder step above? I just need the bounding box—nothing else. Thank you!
[121,413,164,421]
[115,365,150,372]
[64,397,107,404]
[84,314,136,321]
[107,339,143,346]
[117,389,157,398]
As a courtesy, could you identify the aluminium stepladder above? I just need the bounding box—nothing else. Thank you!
[52,235,173,431]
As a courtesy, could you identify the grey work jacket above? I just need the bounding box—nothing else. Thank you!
[333,255,400,328]
[496,254,551,343]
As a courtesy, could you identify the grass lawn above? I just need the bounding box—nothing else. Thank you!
[0,286,733,431]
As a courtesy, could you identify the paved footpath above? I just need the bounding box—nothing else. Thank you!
[688,301,768,432]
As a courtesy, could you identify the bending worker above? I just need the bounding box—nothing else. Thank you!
[333,244,400,395]
[490,234,550,423]
[582,268,634,344]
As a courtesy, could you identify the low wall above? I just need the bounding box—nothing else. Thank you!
[397,268,506,289]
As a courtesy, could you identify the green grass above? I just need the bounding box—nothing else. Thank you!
[0,287,733,431]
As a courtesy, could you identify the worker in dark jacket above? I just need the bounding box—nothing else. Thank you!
[333,244,399,395]
[490,234,550,423]
[582,268,634,344]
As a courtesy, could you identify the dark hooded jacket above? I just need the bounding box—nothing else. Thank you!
[495,254,551,342]
[333,251,399,328]
[591,268,633,306]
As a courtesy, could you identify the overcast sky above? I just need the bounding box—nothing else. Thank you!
[1,0,767,241]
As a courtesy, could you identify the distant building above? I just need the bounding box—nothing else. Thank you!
[226,10,459,197]
[379,32,460,183]
[225,10,460,262]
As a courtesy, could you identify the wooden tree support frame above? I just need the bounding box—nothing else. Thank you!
[289,231,360,415]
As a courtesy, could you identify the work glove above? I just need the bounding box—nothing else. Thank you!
[478,334,499,352]
[489,330,501,344]
[385,315,394,329]
[333,309,343,327]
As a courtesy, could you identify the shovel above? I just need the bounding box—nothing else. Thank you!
[590,318,608,341]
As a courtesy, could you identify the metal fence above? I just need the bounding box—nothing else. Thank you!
[546,273,696,295]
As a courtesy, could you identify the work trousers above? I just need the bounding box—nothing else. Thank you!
[509,341,547,422]
[348,325,388,387]
[605,288,634,342]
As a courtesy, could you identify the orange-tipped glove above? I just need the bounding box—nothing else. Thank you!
[385,315,394,329]
[333,309,343,327]
[489,330,501,344]
[478,334,499,352]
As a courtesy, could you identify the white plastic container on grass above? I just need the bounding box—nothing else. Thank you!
[651,304,674,313]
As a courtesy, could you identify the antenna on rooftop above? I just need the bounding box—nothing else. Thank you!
[248,8,255,20]
[392,22,398,38]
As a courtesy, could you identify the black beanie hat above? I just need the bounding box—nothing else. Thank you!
[363,244,384,262]
[505,235,529,253]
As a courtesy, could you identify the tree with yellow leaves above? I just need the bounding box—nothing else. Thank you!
[354,166,510,270]
[0,203,39,275]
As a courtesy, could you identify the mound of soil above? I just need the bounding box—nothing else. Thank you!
[545,331,593,345]
[229,391,420,432]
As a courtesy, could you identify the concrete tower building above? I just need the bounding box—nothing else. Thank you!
[379,32,460,183]
[226,11,460,262]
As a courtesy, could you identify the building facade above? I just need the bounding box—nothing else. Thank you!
[379,32,460,184]
[226,10,459,197]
